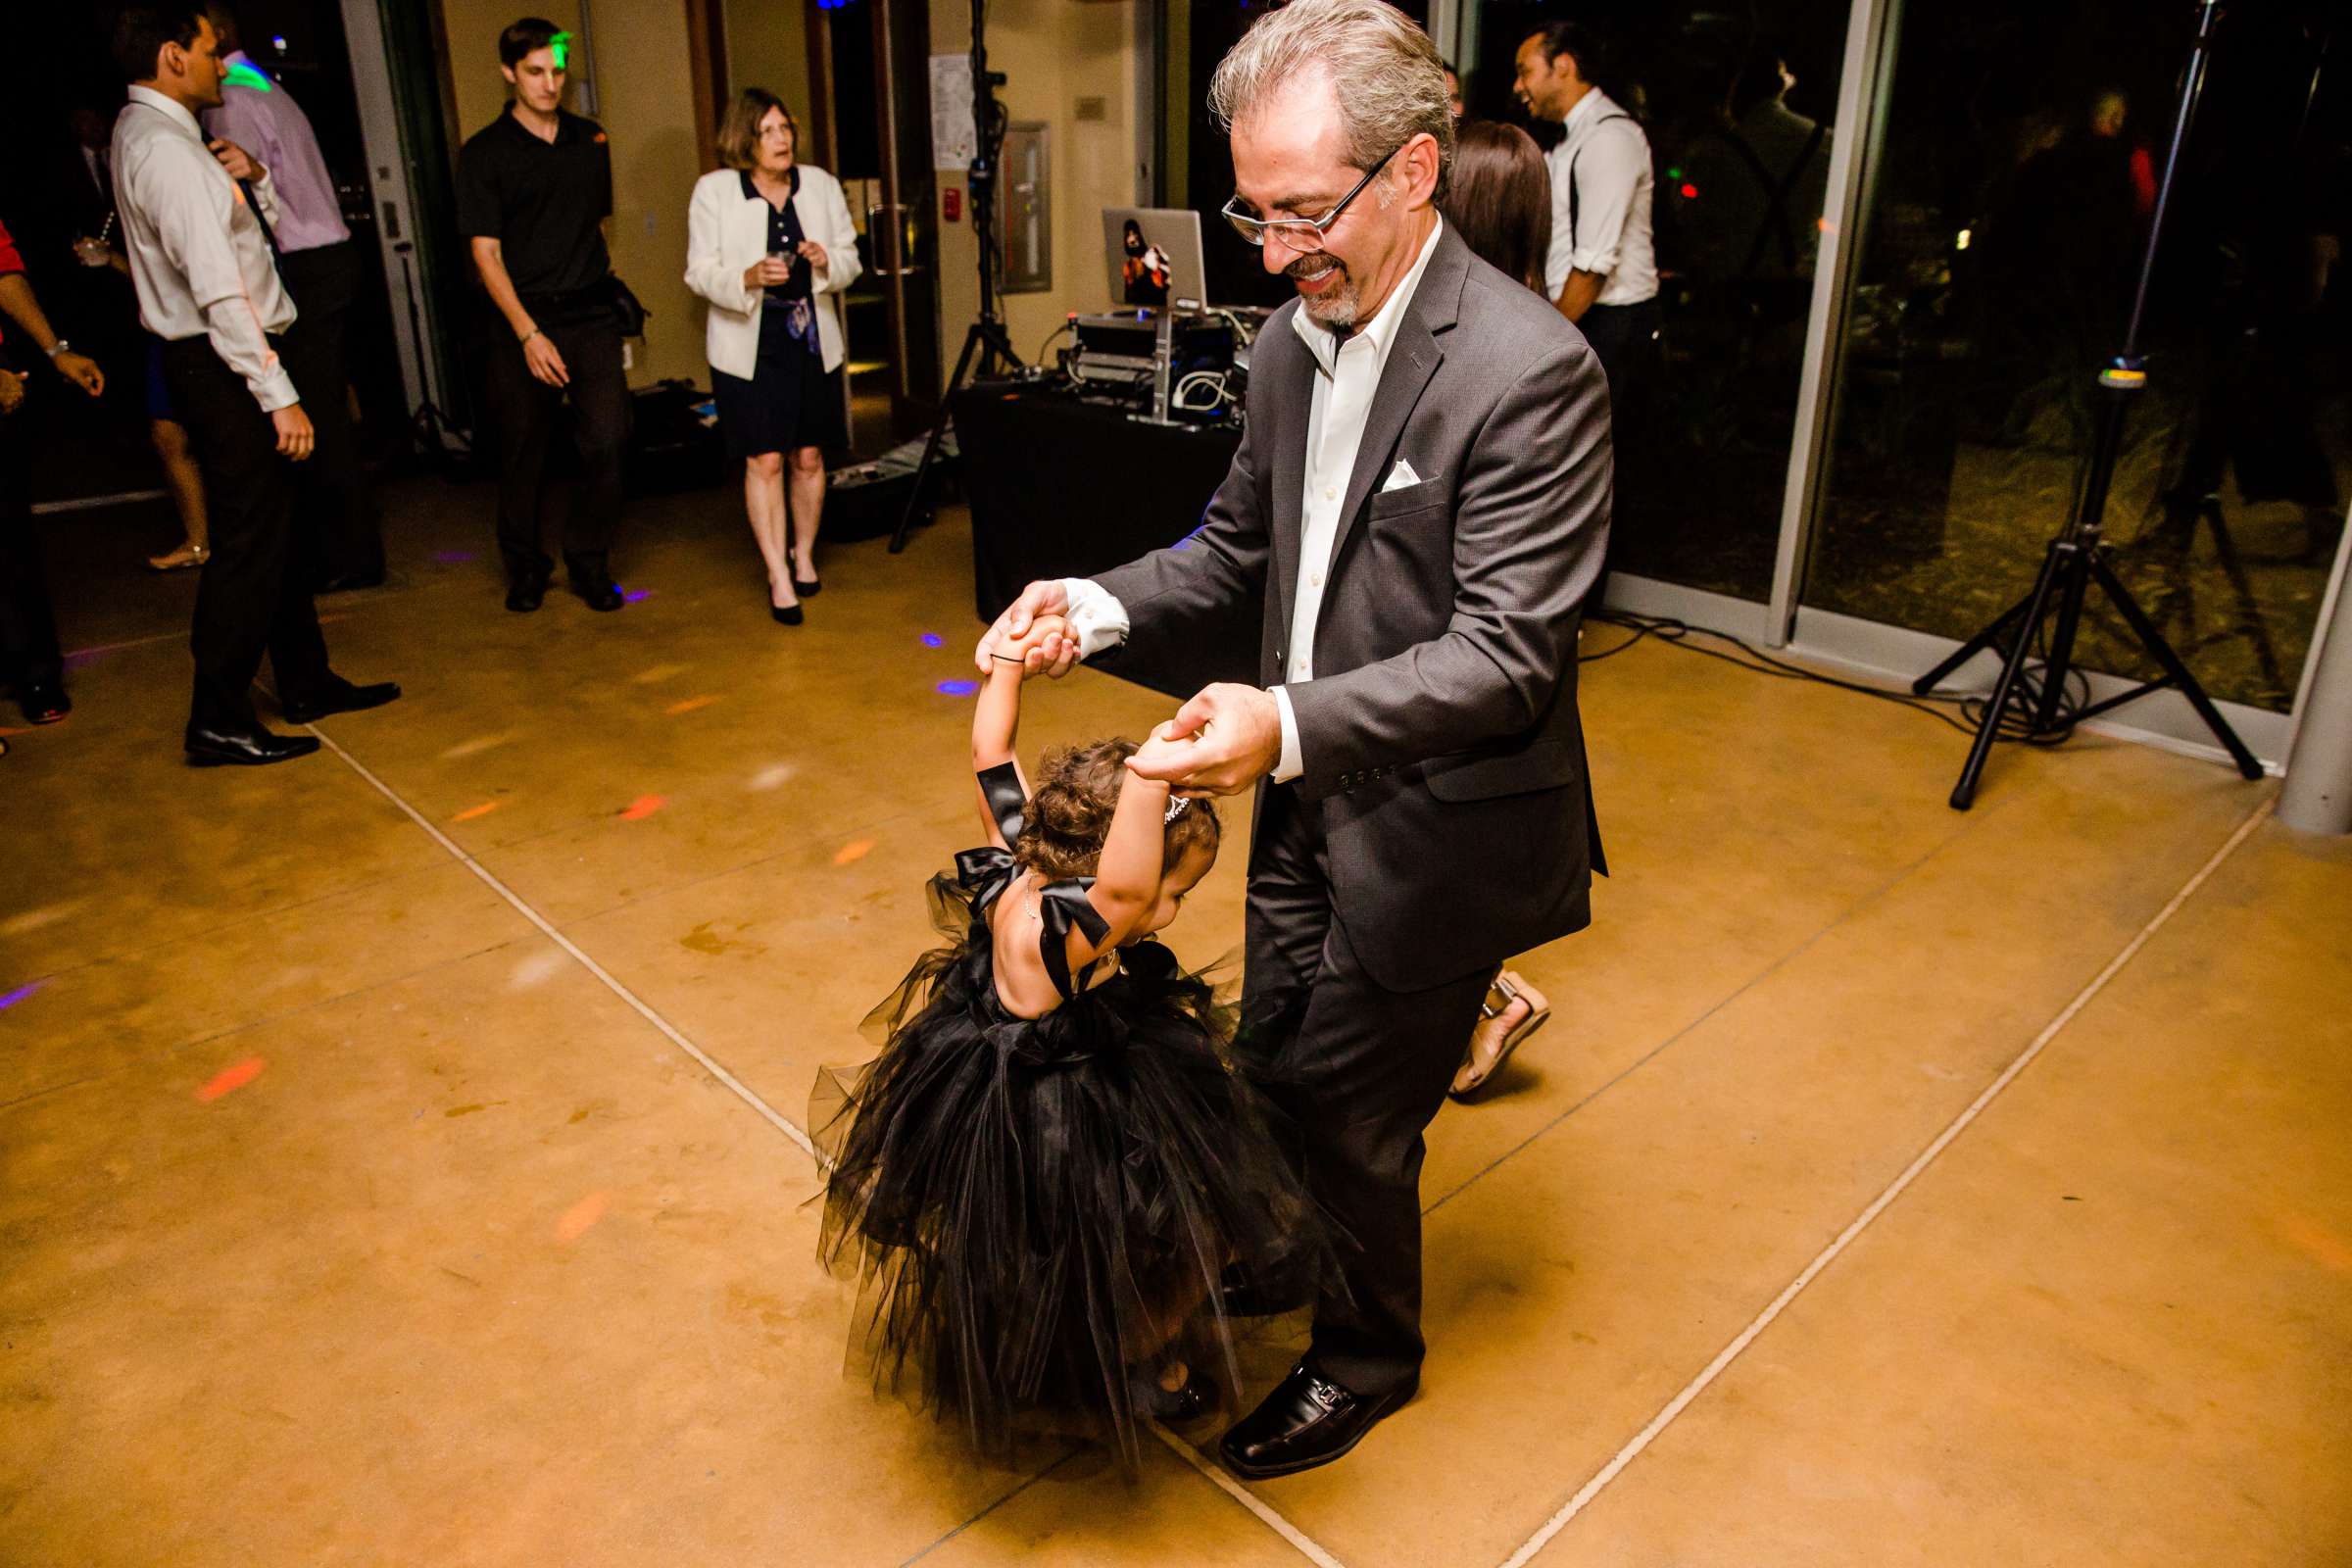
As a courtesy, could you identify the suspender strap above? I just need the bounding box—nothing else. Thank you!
[1568,112,1635,253]
[1036,881,1111,1001]
[976,761,1027,845]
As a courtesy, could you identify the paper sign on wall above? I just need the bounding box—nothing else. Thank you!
[930,55,977,171]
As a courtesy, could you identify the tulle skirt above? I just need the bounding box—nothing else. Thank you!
[812,872,1318,1469]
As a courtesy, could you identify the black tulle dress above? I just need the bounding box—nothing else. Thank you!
[813,767,1315,1469]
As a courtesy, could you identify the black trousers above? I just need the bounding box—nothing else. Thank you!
[484,309,629,582]
[1242,783,1495,1399]
[160,337,330,730]
[1578,298,1663,585]
[0,401,62,691]
[276,241,383,580]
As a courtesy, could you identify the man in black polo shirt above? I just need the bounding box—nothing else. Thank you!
[456,16,628,612]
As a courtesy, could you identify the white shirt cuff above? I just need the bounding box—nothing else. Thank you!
[1059,577,1130,661]
[1271,686,1303,783]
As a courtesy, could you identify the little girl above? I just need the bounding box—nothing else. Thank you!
[813,614,1313,1470]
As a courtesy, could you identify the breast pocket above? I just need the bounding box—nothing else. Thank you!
[1368,474,1448,520]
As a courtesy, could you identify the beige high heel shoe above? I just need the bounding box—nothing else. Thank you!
[148,541,211,571]
[1450,968,1551,1101]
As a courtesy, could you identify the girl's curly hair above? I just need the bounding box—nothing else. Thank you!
[1012,738,1222,880]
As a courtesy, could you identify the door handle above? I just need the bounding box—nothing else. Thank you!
[866,204,901,277]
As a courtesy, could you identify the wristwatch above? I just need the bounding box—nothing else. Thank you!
[44,339,71,360]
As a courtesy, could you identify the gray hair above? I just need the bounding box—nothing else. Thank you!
[1207,0,1454,200]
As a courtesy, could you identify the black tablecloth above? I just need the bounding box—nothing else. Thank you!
[954,380,1259,698]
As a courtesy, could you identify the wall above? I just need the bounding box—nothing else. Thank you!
[927,0,1148,387]
[723,0,815,142]
[433,0,709,388]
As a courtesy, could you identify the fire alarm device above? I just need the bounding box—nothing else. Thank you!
[943,187,963,222]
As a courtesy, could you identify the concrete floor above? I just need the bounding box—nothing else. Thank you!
[3,477,2348,1567]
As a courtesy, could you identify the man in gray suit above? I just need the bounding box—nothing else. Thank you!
[978,0,1610,1477]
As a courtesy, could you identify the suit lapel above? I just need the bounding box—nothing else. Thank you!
[1327,225,1469,573]
[1266,312,1314,635]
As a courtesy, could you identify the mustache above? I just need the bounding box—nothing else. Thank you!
[1285,255,1343,280]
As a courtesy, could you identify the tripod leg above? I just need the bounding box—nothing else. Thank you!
[2087,552,2266,780]
[891,326,985,555]
[1950,541,2070,810]
[2034,545,2093,733]
[1914,591,2034,695]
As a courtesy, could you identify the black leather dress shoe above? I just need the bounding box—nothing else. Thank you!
[1219,1363,1410,1480]
[18,680,71,724]
[506,571,550,612]
[574,573,623,612]
[185,722,320,766]
[280,677,401,724]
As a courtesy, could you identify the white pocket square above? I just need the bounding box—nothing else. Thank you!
[1382,459,1424,493]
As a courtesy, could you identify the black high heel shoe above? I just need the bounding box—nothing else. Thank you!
[771,602,804,626]
[1133,1364,1219,1425]
[792,572,821,598]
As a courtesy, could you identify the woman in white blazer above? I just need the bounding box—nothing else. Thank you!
[685,90,861,624]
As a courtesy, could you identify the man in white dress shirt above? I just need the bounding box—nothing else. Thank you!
[977,0,1609,1478]
[109,3,396,764]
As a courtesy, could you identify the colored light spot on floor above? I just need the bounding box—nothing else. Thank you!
[620,795,666,820]
[0,982,43,1010]
[0,726,35,738]
[631,663,689,684]
[937,679,979,698]
[440,732,513,760]
[451,802,501,823]
[747,762,796,791]
[432,550,478,564]
[0,903,76,938]
[63,650,104,670]
[665,695,717,715]
[833,838,876,865]
[198,1056,267,1102]
[318,613,346,625]
[623,589,652,605]
[444,1102,507,1118]
[920,632,945,649]
[556,1191,610,1243]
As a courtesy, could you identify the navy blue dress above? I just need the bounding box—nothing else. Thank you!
[711,168,849,460]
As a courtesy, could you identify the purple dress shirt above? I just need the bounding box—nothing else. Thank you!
[200,51,352,254]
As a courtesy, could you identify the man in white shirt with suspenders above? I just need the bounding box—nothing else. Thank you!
[1515,21,1659,583]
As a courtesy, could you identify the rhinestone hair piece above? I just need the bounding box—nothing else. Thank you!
[1164,796,1193,825]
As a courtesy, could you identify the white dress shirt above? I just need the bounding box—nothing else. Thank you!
[1542,87,1658,306]
[1061,219,1447,782]
[112,85,300,413]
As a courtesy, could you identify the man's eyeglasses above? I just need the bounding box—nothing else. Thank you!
[1220,143,1402,255]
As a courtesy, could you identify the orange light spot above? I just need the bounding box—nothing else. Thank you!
[451,802,502,822]
[620,795,666,820]
[556,1191,610,1242]
[833,839,877,865]
[665,695,717,715]
[198,1056,268,1102]
[317,613,346,625]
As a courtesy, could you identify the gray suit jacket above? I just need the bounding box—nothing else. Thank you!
[1095,222,1611,992]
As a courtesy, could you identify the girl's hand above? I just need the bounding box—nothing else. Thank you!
[997,612,1070,677]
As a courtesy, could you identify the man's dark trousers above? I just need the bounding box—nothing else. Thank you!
[485,307,628,584]
[1241,780,1496,1402]
[160,337,330,729]
[276,240,383,582]
[0,400,63,693]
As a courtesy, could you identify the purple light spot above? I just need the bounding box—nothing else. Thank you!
[0,982,41,1011]
[63,650,105,670]
[936,679,979,698]
[432,550,478,564]
[919,633,945,649]
[623,589,652,605]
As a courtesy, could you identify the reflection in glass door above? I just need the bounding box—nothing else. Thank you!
[1803,0,2346,712]
[1452,0,1857,602]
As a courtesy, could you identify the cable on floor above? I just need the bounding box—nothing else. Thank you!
[1581,610,2091,746]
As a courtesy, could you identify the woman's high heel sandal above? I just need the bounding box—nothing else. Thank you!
[1449,968,1551,1102]
[148,542,210,571]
